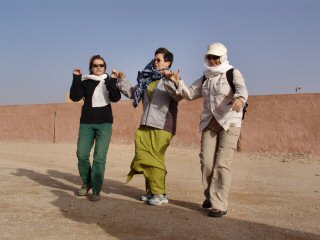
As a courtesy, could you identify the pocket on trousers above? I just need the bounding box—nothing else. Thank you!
[220,126,240,149]
[227,126,241,137]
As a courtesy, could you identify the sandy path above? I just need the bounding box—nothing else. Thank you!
[0,142,319,240]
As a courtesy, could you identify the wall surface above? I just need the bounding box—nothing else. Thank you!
[240,93,320,154]
[1,93,319,155]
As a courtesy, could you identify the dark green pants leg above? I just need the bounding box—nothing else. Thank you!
[77,124,95,186]
[91,123,112,193]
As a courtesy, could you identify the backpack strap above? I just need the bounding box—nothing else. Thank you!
[226,68,235,93]
[202,75,207,84]
[226,68,248,120]
[242,102,248,120]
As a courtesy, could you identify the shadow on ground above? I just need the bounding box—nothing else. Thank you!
[13,168,320,240]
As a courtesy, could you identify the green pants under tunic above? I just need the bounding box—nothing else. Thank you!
[77,123,112,193]
[127,126,173,195]
[126,80,174,195]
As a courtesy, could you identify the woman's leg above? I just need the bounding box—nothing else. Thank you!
[127,127,172,204]
[91,123,112,194]
[199,128,219,204]
[144,166,168,205]
[143,166,166,195]
[209,126,241,211]
[77,124,95,187]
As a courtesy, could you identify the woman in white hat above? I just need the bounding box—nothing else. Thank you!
[163,43,248,217]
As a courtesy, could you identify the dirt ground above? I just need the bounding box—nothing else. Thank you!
[0,142,319,240]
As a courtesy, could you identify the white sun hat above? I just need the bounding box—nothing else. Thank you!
[206,43,227,56]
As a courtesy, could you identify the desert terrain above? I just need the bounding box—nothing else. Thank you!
[0,142,319,240]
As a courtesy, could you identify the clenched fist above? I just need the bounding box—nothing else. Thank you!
[112,68,126,79]
[73,68,82,76]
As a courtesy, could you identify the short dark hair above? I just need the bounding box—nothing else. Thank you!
[89,55,107,74]
[155,47,173,68]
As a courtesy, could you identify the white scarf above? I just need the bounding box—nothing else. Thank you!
[203,54,234,78]
[81,74,110,107]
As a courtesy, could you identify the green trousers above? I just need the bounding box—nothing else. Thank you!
[76,123,112,193]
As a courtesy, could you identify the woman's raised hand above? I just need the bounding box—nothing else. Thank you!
[118,71,126,79]
[111,68,118,78]
[162,69,181,87]
[112,68,126,79]
[73,68,82,76]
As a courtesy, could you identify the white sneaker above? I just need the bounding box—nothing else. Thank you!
[140,194,152,202]
[147,194,169,205]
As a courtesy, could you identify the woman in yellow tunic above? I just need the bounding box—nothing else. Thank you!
[115,48,180,205]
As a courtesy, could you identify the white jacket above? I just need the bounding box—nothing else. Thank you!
[176,68,248,132]
[116,78,181,134]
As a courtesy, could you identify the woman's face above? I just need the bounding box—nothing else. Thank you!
[91,59,106,76]
[154,53,170,70]
[206,55,221,67]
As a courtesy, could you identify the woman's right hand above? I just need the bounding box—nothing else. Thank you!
[118,71,126,79]
[112,68,126,79]
[162,69,181,87]
[73,68,82,76]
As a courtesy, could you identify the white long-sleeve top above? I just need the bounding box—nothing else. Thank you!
[176,68,248,132]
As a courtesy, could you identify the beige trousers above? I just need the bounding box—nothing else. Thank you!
[199,117,241,211]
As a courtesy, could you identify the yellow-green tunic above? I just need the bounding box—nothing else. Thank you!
[126,80,174,194]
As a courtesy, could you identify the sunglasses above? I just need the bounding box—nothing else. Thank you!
[154,58,163,63]
[92,64,105,68]
[206,55,220,60]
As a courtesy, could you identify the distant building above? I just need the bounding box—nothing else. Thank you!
[295,86,302,93]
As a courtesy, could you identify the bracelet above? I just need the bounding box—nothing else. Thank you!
[237,97,246,104]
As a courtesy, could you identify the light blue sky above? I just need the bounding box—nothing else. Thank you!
[0,0,319,105]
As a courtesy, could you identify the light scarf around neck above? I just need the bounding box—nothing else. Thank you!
[203,55,233,78]
[81,74,110,107]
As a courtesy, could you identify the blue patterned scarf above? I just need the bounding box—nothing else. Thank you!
[133,60,167,108]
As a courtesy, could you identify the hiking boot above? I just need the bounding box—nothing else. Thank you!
[90,192,100,201]
[77,184,91,196]
[147,194,169,206]
[140,193,153,202]
[202,199,212,209]
[208,209,227,218]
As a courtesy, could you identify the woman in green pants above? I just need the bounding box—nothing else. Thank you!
[70,55,121,201]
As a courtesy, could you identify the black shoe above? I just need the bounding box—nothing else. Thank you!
[208,209,227,218]
[202,199,212,209]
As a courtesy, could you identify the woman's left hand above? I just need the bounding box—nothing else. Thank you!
[232,98,245,112]
[162,69,180,87]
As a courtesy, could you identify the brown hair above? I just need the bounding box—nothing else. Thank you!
[89,55,107,74]
[155,47,173,68]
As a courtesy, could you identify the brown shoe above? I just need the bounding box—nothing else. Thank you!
[90,192,100,201]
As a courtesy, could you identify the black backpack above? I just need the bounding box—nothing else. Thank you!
[202,68,248,120]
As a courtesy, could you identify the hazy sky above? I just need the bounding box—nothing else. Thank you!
[0,0,319,105]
